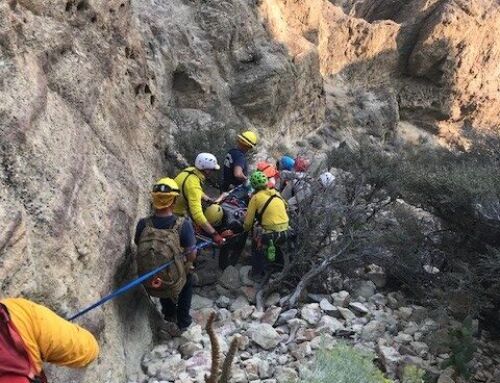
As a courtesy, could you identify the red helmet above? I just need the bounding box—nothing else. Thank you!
[294,156,310,172]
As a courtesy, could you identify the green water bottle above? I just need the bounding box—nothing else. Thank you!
[267,240,276,262]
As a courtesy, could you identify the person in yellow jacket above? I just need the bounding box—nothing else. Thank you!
[0,298,99,383]
[243,170,291,282]
[174,152,225,246]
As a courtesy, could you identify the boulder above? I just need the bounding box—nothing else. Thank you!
[243,358,260,381]
[215,296,232,309]
[261,306,282,326]
[351,280,376,299]
[259,359,274,379]
[394,332,413,344]
[338,307,356,322]
[317,315,344,334]
[219,265,241,290]
[277,309,298,325]
[365,264,386,288]
[248,323,282,350]
[157,355,186,381]
[296,327,317,342]
[185,351,211,378]
[231,295,250,312]
[289,342,312,360]
[274,367,298,383]
[398,307,413,320]
[240,265,253,286]
[265,292,281,307]
[240,286,257,303]
[310,334,336,350]
[233,305,255,321]
[376,344,401,378]
[349,302,370,316]
[387,292,405,309]
[191,295,213,310]
[370,293,388,307]
[179,342,203,358]
[320,298,340,317]
[361,320,387,342]
[331,291,350,307]
[231,366,248,383]
[181,325,203,344]
[410,341,429,357]
[301,303,322,325]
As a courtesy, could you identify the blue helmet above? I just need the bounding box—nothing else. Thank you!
[279,156,295,171]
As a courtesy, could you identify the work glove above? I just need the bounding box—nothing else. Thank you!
[212,233,225,246]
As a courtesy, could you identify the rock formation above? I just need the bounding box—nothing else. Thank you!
[0,0,499,382]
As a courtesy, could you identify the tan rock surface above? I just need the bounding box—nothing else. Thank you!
[0,0,499,382]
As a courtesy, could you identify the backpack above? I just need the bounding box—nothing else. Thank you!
[136,217,187,302]
[0,304,46,383]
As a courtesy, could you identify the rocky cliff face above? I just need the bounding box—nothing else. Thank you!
[258,0,499,145]
[0,0,498,382]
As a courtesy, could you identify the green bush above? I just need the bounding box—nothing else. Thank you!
[302,343,391,383]
[327,136,500,332]
[401,365,425,383]
[441,316,476,379]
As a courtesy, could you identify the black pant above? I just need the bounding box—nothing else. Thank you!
[219,232,248,269]
[160,274,193,329]
[251,230,291,275]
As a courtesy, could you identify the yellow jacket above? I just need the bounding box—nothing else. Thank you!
[244,188,289,232]
[174,167,207,226]
[1,298,99,374]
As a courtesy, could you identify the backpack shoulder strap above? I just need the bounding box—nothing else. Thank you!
[172,216,185,232]
[256,194,280,224]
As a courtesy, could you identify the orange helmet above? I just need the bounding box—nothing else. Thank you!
[256,161,279,178]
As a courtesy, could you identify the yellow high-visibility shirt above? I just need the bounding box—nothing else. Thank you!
[1,298,99,374]
[243,188,289,232]
[174,167,208,226]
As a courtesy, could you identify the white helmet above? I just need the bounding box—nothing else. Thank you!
[195,153,220,170]
[319,172,335,188]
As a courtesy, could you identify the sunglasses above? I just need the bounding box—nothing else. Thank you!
[152,184,179,193]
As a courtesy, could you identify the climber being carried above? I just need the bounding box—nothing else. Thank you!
[204,202,247,270]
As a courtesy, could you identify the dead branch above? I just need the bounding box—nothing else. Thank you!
[219,338,239,383]
[284,238,354,307]
[205,312,220,383]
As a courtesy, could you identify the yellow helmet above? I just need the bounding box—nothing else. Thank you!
[237,131,258,148]
[205,204,224,226]
[151,177,180,209]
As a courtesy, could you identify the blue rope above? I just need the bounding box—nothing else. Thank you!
[68,240,213,321]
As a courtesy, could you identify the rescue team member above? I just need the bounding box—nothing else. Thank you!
[221,131,259,192]
[174,153,225,246]
[0,298,99,383]
[243,171,290,282]
[135,178,197,334]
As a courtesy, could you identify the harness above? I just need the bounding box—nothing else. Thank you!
[255,195,280,225]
